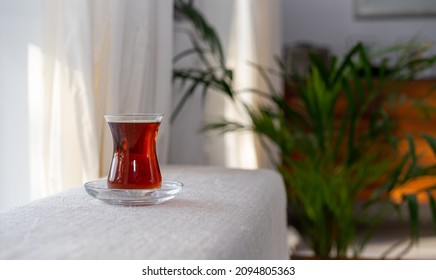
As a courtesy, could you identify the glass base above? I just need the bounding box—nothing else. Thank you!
[84,180,183,206]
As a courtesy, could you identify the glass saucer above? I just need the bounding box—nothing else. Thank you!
[84,180,183,206]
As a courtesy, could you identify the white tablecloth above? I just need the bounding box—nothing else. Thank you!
[0,165,288,259]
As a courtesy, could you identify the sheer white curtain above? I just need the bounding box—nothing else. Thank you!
[203,0,282,169]
[28,0,173,199]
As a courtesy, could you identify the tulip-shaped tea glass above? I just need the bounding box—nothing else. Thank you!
[105,114,163,189]
[84,114,182,206]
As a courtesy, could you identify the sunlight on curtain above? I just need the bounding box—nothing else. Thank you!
[28,0,173,199]
[204,0,282,169]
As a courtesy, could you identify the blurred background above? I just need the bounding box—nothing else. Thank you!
[1,0,436,211]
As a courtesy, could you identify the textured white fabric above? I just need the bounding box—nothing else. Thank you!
[0,166,288,260]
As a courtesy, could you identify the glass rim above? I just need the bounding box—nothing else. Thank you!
[104,114,164,123]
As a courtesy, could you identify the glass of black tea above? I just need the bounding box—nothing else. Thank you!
[104,114,163,189]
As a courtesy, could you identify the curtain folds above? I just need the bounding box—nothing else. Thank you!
[203,0,282,169]
[28,0,173,199]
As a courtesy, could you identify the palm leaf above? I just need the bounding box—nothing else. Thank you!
[427,191,436,233]
[422,134,436,156]
[171,73,207,123]
[403,194,419,240]
[201,119,247,134]
[175,0,224,64]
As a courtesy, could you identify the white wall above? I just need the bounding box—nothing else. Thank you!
[281,0,436,57]
[0,0,41,211]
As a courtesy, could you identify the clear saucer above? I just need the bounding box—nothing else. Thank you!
[84,180,183,206]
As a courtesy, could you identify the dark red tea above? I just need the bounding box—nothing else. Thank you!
[107,121,162,189]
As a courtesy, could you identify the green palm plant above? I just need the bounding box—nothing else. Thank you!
[205,42,436,259]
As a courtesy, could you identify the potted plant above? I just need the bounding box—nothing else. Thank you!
[204,42,436,259]
[172,0,436,259]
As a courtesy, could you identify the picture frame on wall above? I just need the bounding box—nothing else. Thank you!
[356,0,436,17]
